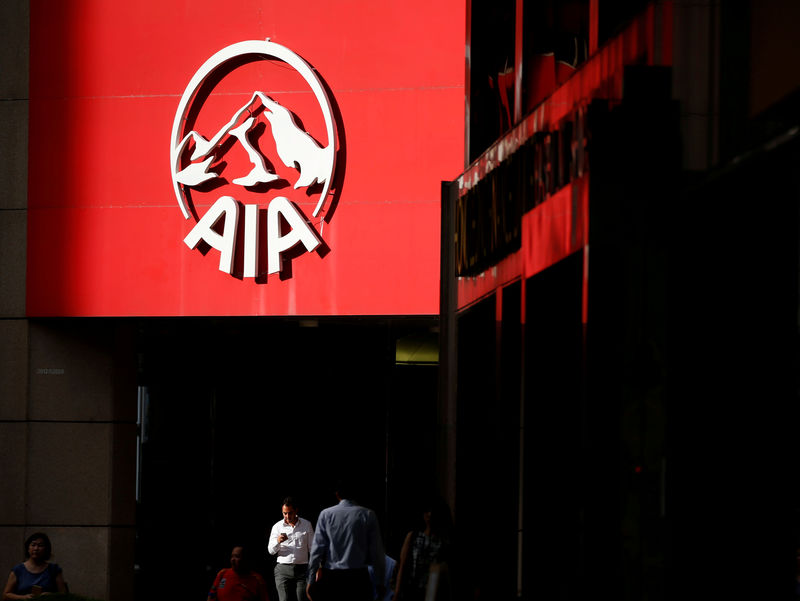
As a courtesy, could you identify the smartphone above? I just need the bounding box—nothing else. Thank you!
[31,585,42,597]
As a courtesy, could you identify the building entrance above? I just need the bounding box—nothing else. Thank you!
[133,317,438,601]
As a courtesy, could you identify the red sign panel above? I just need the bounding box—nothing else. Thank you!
[27,0,465,316]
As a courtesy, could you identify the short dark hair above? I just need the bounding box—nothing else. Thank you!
[335,477,358,501]
[24,532,52,561]
[230,544,249,570]
[282,496,296,508]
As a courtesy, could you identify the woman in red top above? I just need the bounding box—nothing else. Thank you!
[208,546,269,601]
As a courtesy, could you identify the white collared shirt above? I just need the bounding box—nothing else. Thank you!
[268,516,314,564]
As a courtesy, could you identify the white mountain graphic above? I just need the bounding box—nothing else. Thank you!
[173,91,333,190]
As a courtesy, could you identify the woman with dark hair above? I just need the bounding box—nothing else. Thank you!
[394,500,452,601]
[3,532,66,599]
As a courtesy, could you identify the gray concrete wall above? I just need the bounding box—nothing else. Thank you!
[0,0,28,315]
[672,0,720,171]
[0,321,138,601]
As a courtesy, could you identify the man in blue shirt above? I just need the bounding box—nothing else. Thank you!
[306,480,386,601]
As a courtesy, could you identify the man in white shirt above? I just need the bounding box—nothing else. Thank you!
[268,497,315,601]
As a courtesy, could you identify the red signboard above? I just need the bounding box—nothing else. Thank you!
[27,0,465,316]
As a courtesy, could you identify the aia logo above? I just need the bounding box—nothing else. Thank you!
[170,40,339,280]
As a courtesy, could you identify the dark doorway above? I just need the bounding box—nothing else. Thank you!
[133,317,438,601]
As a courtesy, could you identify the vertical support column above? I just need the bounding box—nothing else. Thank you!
[0,0,31,584]
[438,181,459,512]
[672,0,721,170]
[516,279,526,599]
[22,322,137,601]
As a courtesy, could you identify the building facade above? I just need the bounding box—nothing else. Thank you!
[440,1,799,600]
[1,1,464,599]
